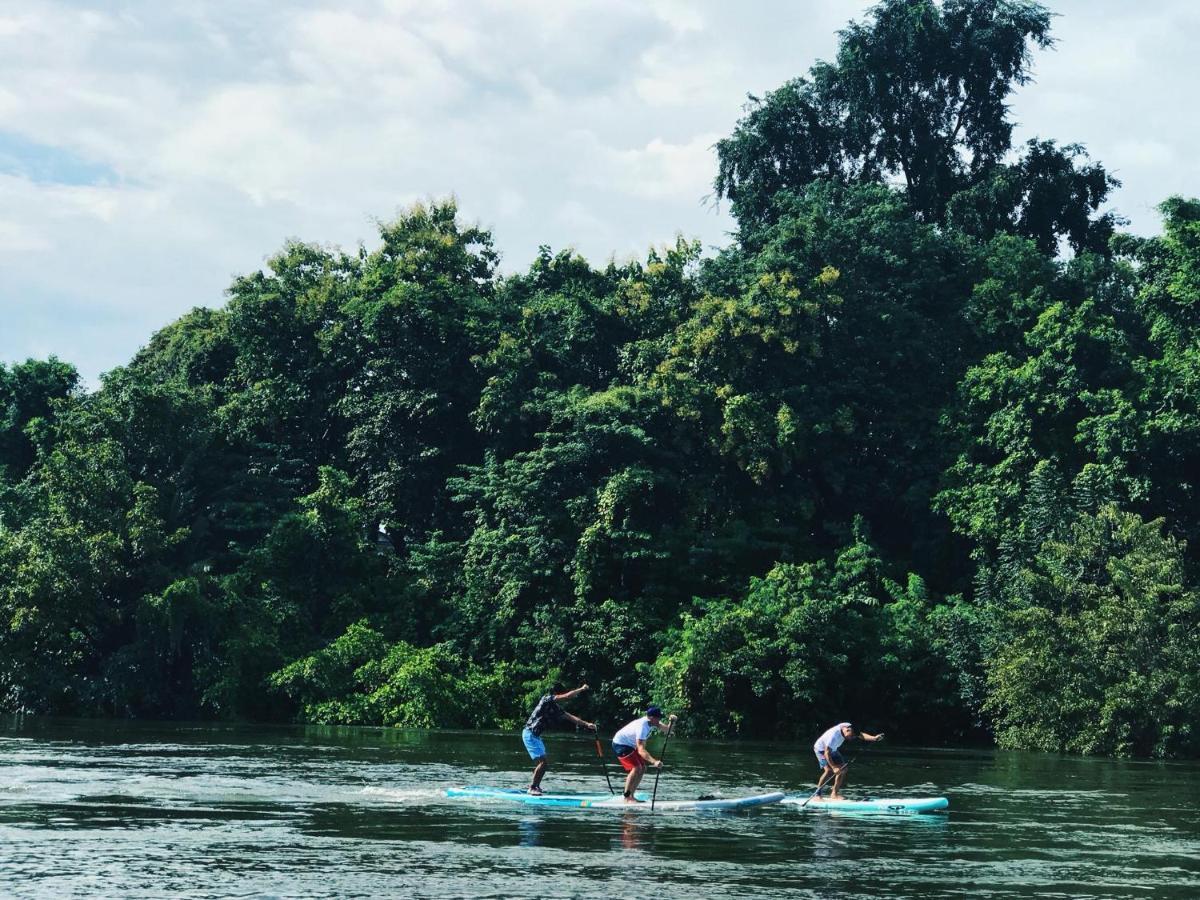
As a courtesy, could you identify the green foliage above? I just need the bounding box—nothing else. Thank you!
[648,523,970,740]
[4,3,1200,759]
[270,620,516,728]
[939,300,1130,553]
[661,182,980,576]
[715,0,1116,253]
[983,506,1200,757]
[336,200,497,548]
[0,357,78,495]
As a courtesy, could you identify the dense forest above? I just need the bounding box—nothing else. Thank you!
[3,0,1199,758]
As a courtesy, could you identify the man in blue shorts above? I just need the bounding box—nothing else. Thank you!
[522,683,595,795]
[813,722,883,799]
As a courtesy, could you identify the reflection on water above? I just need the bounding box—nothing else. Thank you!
[617,811,651,852]
[518,815,542,848]
[1,717,1198,898]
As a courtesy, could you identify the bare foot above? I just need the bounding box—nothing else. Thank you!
[623,796,644,804]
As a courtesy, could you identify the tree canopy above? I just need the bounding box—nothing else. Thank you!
[715,0,1119,254]
[2,1,1197,758]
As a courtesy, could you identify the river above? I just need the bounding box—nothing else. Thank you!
[1,717,1197,898]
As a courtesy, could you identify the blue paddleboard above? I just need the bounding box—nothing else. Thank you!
[447,786,785,811]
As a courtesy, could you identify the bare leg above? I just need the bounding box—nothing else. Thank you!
[813,765,832,797]
[624,765,646,802]
[530,756,548,791]
[830,766,847,799]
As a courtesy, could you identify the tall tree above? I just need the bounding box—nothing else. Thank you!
[334,201,498,550]
[715,0,1117,253]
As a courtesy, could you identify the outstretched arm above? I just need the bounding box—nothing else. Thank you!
[862,732,884,742]
[563,712,596,731]
[553,683,590,701]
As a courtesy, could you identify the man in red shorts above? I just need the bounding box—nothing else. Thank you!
[611,707,677,803]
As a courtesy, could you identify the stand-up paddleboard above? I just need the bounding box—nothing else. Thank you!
[784,795,948,814]
[447,786,785,811]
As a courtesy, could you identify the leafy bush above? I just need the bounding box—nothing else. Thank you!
[270,620,519,728]
[984,506,1200,757]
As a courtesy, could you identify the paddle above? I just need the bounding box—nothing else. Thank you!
[800,756,854,808]
[592,724,615,794]
[650,715,677,812]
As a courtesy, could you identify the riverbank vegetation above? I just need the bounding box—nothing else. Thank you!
[3,0,1198,757]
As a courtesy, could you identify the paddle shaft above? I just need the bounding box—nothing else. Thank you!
[592,728,615,794]
[650,723,674,812]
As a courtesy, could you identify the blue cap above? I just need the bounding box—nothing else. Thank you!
[646,706,664,718]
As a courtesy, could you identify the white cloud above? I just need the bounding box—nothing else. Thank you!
[157,84,318,204]
[0,218,51,254]
[634,49,738,107]
[646,0,707,34]
[287,9,463,104]
[1112,140,1176,169]
[577,131,721,201]
[0,12,38,37]
[1,0,1199,385]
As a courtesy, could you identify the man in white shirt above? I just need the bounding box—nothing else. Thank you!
[812,722,883,799]
[611,706,678,803]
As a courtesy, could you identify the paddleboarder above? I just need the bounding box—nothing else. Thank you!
[813,722,883,799]
[522,683,595,795]
[612,707,677,804]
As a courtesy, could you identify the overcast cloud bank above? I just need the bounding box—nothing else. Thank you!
[1,0,1197,385]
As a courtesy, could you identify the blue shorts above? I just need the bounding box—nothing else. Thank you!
[816,750,846,768]
[522,727,547,760]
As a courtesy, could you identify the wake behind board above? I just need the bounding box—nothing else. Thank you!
[784,795,948,815]
[447,786,785,811]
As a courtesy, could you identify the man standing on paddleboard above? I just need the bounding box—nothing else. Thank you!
[522,683,595,795]
[813,722,883,799]
[612,707,677,804]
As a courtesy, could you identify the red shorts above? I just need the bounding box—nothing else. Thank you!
[615,749,645,772]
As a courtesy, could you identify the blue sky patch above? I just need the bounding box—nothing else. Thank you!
[0,131,117,186]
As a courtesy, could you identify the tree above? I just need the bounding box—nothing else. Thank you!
[656,182,979,576]
[0,357,78,492]
[1122,198,1200,551]
[937,296,1141,559]
[715,0,1117,253]
[334,201,498,550]
[648,523,968,739]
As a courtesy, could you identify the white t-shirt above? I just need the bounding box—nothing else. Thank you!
[613,716,655,748]
[813,723,851,756]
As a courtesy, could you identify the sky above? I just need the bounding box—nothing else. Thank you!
[2,0,1199,387]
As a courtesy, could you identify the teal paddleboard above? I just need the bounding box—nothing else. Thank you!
[447,786,785,811]
[784,795,949,814]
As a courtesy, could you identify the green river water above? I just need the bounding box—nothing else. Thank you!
[1,717,1197,898]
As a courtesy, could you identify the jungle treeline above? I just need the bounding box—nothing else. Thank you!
[3,0,1199,757]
